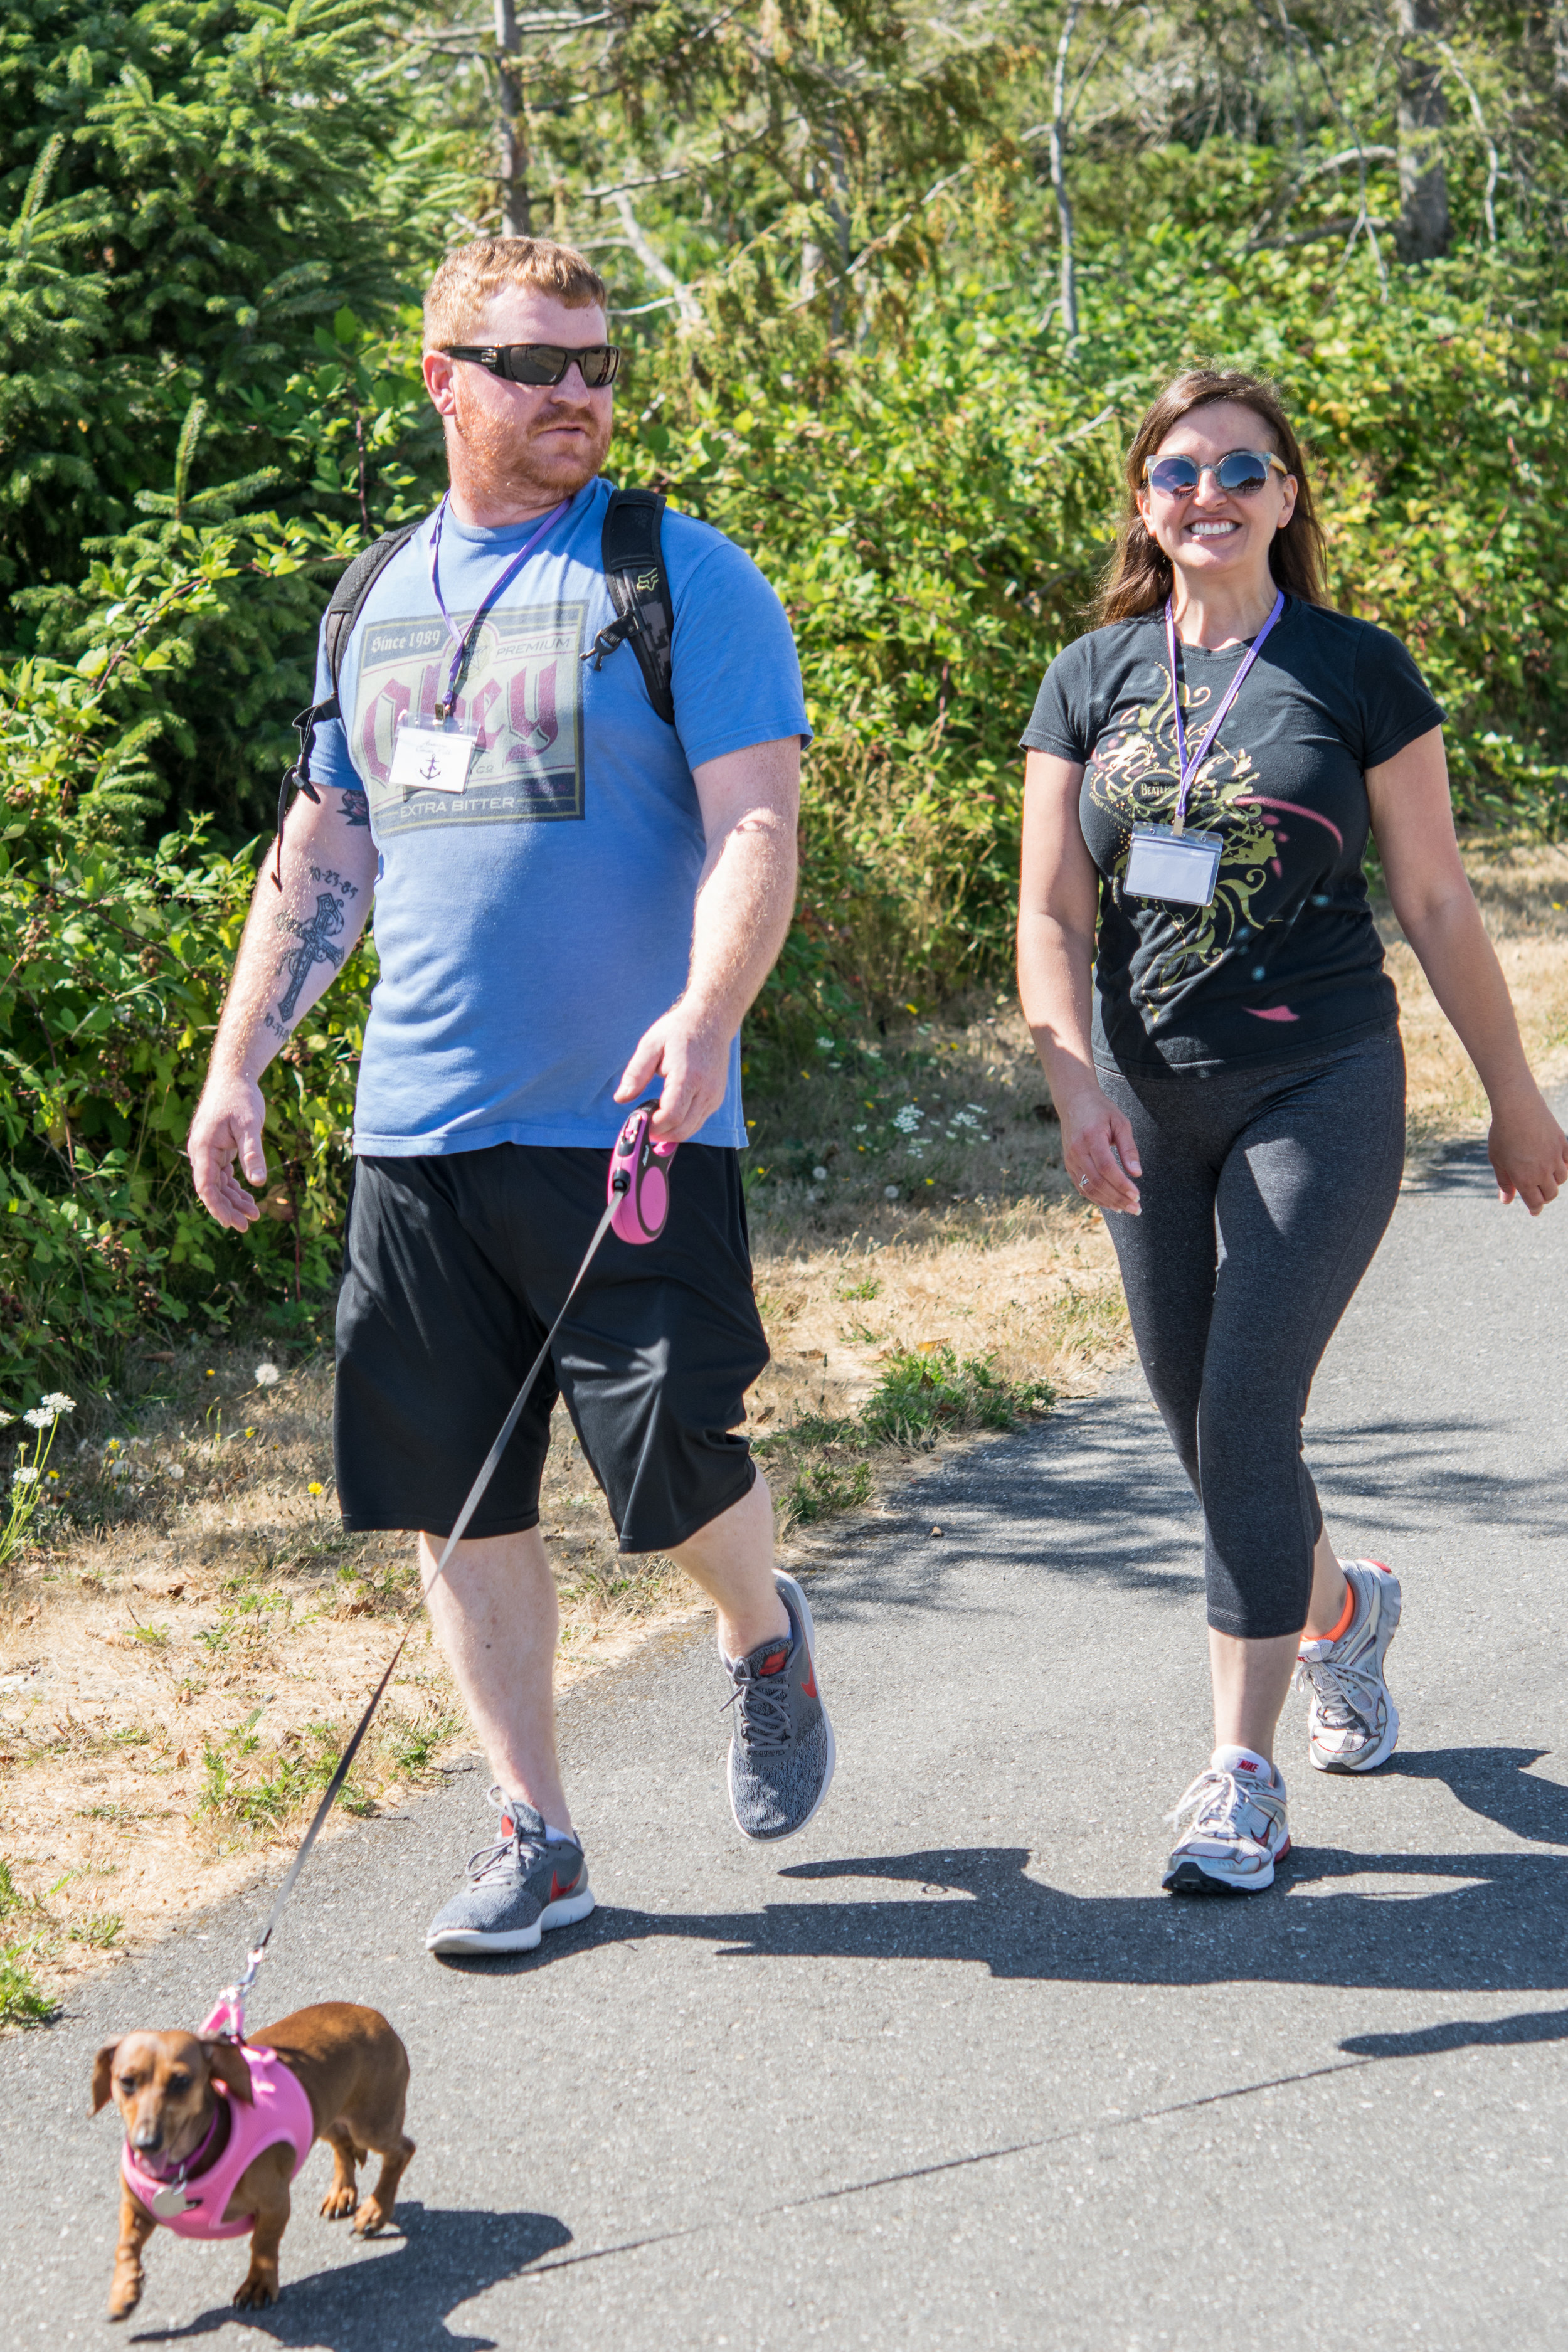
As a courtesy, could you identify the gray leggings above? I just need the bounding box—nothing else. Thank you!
[1098,1030,1406,1640]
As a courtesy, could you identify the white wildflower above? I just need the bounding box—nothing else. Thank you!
[23,1407,56,1428]
[812,1165,828,1182]
[815,1034,835,1051]
[253,1363,282,1387]
[12,1466,39,1487]
[892,1105,923,1133]
[40,1392,75,1414]
[966,1104,985,1114]
[884,1185,901,1201]
[853,1123,867,1133]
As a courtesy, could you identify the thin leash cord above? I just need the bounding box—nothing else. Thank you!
[220,1189,625,2026]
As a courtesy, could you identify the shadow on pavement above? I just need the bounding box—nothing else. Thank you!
[854,1401,1568,1620]
[1399,1136,1498,1197]
[1303,1414,1568,1540]
[129,2202,571,2351]
[1389,1746,1568,1846]
[1341,2008,1568,2060]
[438,1747,1568,1998]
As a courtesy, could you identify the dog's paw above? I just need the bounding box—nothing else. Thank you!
[352,2199,391,2238]
[320,2184,358,2220]
[107,2275,144,2323]
[233,2273,278,2310]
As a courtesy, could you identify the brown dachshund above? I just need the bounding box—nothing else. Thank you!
[92,2001,415,2320]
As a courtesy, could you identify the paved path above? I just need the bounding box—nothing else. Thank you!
[4,1121,1568,2351]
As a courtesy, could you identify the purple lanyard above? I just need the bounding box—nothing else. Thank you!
[1163,589,1284,832]
[428,493,569,719]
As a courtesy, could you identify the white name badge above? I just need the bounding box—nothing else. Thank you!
[1124,823,1223,908]
[388,719,478,797]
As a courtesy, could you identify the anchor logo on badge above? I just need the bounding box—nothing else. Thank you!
[418,752,443,783]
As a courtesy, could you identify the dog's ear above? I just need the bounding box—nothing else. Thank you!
[92,2040,122,2116]
[203,2038,254,2104]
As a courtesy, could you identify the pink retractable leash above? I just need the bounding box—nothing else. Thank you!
[607,1096,678,1241]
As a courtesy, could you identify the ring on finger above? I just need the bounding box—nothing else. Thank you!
[1076,1170,1091,1191]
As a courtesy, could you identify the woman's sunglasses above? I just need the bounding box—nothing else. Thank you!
[1143,448,1288,497]
[441,342,622,388]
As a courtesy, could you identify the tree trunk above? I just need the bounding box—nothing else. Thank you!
[495,0,530,238]
[1393,0,1449,261]
[1048,1,1081,338]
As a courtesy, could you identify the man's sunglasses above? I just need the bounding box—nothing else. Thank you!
[1143,448,1288,497]
[440,342,622,388]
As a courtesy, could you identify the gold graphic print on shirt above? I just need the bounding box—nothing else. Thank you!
[1088,671,1290,1025]
[352,601,588,834]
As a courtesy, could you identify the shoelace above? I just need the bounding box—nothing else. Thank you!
[465,1784,553,1885]
[721,1661,792,1752]
[1293,1636,1379,1731]
[1166,1767,1278,1846]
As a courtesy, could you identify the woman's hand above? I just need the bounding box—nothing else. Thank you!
[1059,1086,1143,1216]
[1488,1084,1567,1215]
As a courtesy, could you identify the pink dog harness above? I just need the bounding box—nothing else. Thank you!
[122,2003,314,2240]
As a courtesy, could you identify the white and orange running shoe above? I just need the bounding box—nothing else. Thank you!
[1162,1747,1291,1895]
[1295,1558,1402,1774]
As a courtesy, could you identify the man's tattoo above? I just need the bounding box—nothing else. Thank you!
[272,891,347,1025]
[339,789,370,829]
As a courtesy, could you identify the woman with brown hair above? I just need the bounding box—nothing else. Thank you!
[1016,366,1565,1894]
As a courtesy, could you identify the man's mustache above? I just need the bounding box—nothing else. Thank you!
[455,393,601,440]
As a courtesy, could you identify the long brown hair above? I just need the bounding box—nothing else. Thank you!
[1095,368,1328,626]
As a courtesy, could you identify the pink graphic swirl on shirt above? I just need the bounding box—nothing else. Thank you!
[1232,795,1344,852]
[1246,1005,1300,1022]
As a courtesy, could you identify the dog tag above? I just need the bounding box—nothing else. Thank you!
[150,2179,193,2220]
[1124,822,1223,908]
[388,719,477,797]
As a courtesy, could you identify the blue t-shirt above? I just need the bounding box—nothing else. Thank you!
[308,476,809,1153]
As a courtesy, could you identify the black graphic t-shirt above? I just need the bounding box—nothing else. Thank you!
[1021,598,1443,1074]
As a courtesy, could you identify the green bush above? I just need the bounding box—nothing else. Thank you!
[0,546,373,1401]
[614,225,1568,1013]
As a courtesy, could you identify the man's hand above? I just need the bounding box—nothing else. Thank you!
[188,1072,269,1231]
[615,1005,732,1143]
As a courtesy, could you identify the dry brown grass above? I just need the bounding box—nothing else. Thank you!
[1382,837,1568,1158]
[1,839,1558,2015]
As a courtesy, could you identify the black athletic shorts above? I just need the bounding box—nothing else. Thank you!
[334,1143,768,1553]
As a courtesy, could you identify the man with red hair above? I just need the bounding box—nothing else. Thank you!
[188,236,834,1959]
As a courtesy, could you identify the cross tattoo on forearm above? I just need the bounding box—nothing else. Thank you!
[276,891,347,1025]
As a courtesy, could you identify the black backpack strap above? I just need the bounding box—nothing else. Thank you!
[273,524,418,886]
[582,487,675,726]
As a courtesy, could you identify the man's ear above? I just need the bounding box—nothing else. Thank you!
[92,2040,122,2116]
[203,2039,254,2104]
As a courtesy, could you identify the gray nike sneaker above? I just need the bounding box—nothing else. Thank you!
[722,1572,835,1841]
[1295,1558,1402,1773]
[425,1787,595,1956]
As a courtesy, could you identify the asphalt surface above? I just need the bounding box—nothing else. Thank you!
[4,1116,1567,2351]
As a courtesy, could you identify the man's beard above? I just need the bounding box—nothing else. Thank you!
[449,383,611,506]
